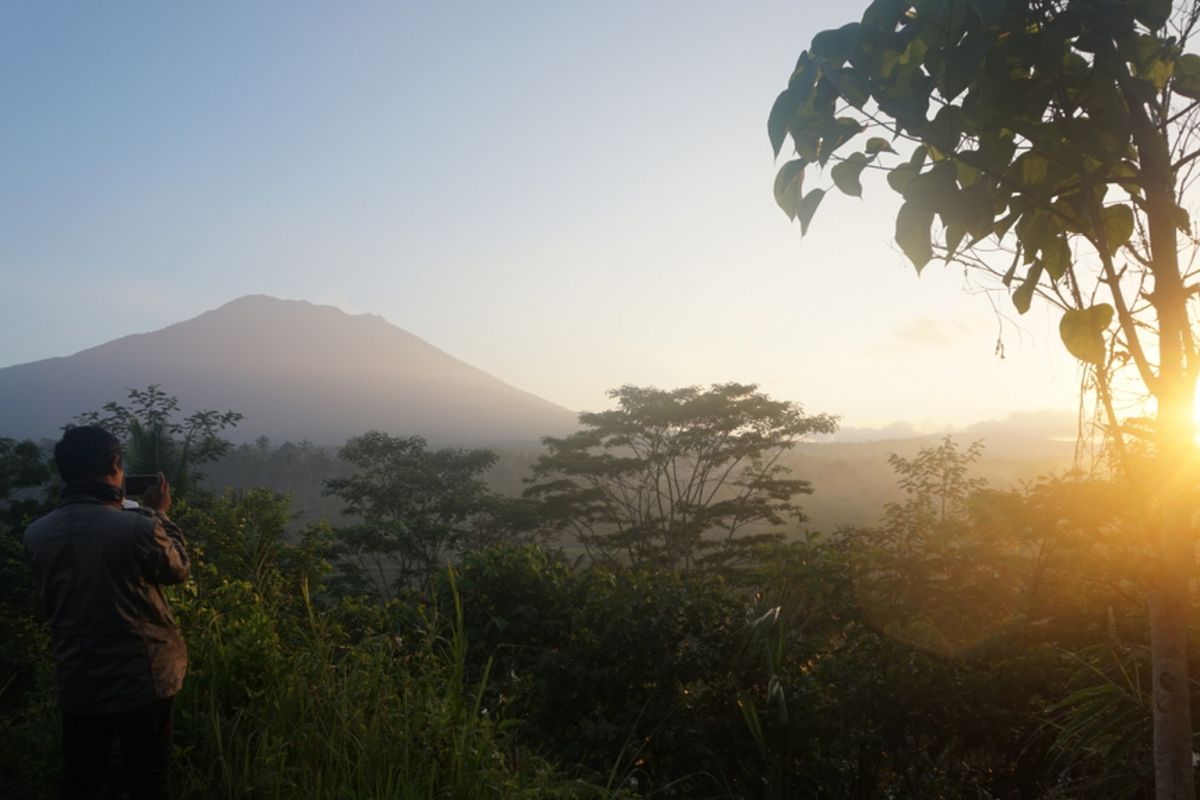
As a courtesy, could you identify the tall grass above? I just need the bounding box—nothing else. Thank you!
[172,573,597,799]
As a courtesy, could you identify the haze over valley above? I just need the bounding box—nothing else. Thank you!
[2,294,1077,532]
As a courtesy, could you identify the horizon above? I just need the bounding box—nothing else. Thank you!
[0,2,1085,434]
[0,291,1079,445]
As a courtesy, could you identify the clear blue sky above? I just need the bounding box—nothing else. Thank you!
[0,1,1083,434]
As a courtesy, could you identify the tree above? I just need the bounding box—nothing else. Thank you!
[769,1,1200,793]
[74,385,243,495]
[525,383,838,571]
[324,431,501,595]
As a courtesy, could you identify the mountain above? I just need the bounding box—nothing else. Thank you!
[0,295,578,445]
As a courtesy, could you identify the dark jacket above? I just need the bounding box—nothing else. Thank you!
[23,494,189,713]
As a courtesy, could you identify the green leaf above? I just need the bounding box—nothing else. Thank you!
[1042,236,1071,281]
[773,159,806,219]
[831,152,869,197]
[768,89,799,158]
[818,117,864,164]
[1133,0,1172,29]
[1101,204,1134,255]
[1020,153,1049,188]
[865,136,895,155]
[944,223,966,258]
[796,188,826,235]
[896,200,935,271]
[1012,262,1044,314]
[823,65,871,108]
[903,162,961,234]
[959,183,995,242]
[886,146,929,194]
[1172,203,1192,234]
[1173,54,1200,99]
[811,23,860,67]
[1059,305,1114,365]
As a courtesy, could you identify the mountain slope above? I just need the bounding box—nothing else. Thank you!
[0,295,578,444]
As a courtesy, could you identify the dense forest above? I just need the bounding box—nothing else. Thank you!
[0,384,1176,798]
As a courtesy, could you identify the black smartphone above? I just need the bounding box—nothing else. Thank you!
[124,474,158,496]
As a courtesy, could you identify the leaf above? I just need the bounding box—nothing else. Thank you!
[1042,235,1071,281]
[1012,262,1044,314]
[823,65,871,108]
[818,117,864,164]
[886,146,928,194]
[1133,0,1171,29]
[865,136,895,155]
[1101,204,1134,255]
[959,183,995,242]
[773,160,806,219]
[768,89,799,158]
[811,23,860,67]
[831,152,869,197]
[1173,54,1200,99]
[796,188,826,235]
[1020,153,1049,188]
[896,200,935,271]
[906,160,958,209]
[944,223,966,258]
[1060,305,1114,365]
[1172,203,1192,234]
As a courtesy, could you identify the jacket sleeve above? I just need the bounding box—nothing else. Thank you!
[136,512,190,585]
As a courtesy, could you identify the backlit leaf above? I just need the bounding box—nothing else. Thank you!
[1012,262,1044,314]
[1101,205,1134,255]
[896,200,935,271]
[773,159,806,219]
[865,137,896,155]
[1042,236,1071,281]
[769,89,799,158]
[831,152,869,197]
[796,188,826,235]
[1060,305,1114,365]
[1174,54,1200,99]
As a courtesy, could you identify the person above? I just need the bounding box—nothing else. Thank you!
[23,426,189,800]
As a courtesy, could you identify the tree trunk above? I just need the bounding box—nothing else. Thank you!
[1124,85,1197,796]
[1151,379,1197,800]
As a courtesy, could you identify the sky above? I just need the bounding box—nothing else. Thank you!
[0,1,1087,437]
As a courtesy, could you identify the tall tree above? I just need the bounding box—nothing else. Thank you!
[769,1,1200,794]
[324,431,500,595]
[526,383,838,571]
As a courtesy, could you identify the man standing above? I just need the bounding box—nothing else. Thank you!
[24,426,189,799]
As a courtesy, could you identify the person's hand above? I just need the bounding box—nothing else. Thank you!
[142,472,171,516]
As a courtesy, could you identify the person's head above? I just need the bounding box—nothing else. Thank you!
[54,426,124,485]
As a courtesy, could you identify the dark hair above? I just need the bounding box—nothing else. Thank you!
[54,426,123,483]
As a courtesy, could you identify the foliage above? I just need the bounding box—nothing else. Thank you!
[0,439,50,504]
[735,439,1124,798]
[770,1,1200,791]
[0,489,609,799]
[448,544,756,797]
[0,438,53,532]
[526,383,838,572]
[1,411,1189,798]
[324,431,506,596]
[75,385,243,495]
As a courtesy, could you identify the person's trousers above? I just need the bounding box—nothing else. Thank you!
[60,695,174,800]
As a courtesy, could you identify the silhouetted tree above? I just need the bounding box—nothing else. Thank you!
[526,383,837,571]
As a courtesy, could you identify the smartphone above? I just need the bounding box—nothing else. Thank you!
[124,474,159,496]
